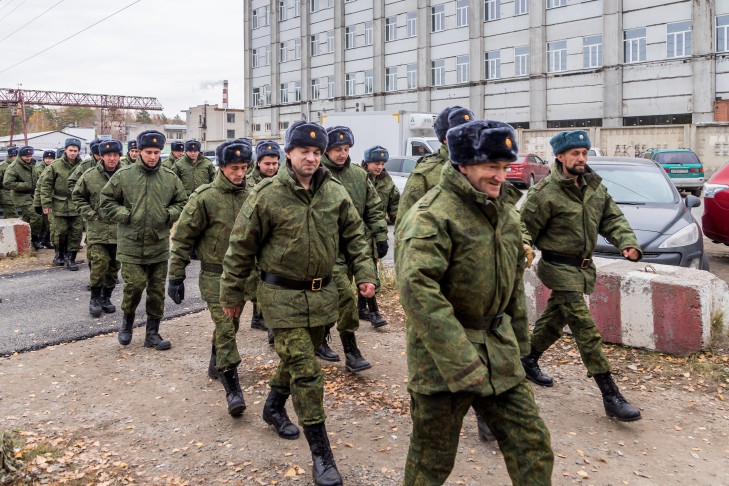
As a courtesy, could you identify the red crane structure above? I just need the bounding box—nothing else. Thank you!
[0,87,164,146]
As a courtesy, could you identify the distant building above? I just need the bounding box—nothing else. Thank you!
[126,124,187,152]
[183,104,246,150]
[0,129,92,156]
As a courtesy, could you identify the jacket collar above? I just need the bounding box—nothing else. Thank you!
[551,159,600,189]
[280,159,330,194]
[214,169,246,193]
[320,153,350,172]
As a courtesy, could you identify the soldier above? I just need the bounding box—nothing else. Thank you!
[174,140,216,196]
[168,139,252,416]
[34,150,57,249]
[3,146,43,249]
[317,126,387,372]
[39,138,84,270]
[520,130,643,422]
[0,147,18,219]
[67,138,101,194]
[162,141,184,170]
[220,121,376,486]
[396,120,554,485]
[72,139,123,318]
[119,140,139,167]
[98,130,187,350]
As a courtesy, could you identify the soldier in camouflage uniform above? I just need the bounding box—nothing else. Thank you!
[168,139,252,417]
[220,121,376,486]
[72,140,123,317]
[34,150,57,249]
[0,147,18,219]
[67,138,101,194]
[3,146,43,249]
[99,130,187,351]
[520,130,643,422]
[173,140,216,196]
[119,140,139,167]
[396,120,554,486]
[162,141,184,170]
[39,138,84,270]
[317,126,387,372]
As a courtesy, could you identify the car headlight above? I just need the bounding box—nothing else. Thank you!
[703,183,729,198]
[658,223,700,249]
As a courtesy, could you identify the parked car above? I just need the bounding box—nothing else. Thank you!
[589,157,708,270]
[384,155,418,192]
[507,153,551,188]
[701,161,729,245]
[639,148,704,196]
[588,148,604,157]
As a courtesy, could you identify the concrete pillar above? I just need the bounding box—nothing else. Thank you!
[301,1,312,121]
[333,0,345,111]
[469,0,485,117]
[529,0,547,129]
[602,0,623,128]
[692,0,715,124]
[243,2,253,137]
[270,0,280,138]
[417,1,432,112]
[373,0,385,110]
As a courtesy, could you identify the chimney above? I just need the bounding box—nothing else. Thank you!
[222,80,228,109]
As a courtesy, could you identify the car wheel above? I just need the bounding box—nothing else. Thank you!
[691,188,702,197]
[528,174,535,188]
[700,253,710,271]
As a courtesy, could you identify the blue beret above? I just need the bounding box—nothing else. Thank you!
[65,138,81,149]
[90,139,101,155]
[19,146,34,157]
[255,140,281,161]
[434,106,475,142]
[7,146,18,157]
[170,141,184,152]
[136,130,166,150]
[184,140,201,152]
[216,140,252,165]
[550,130,591,155]
[43,150,56,159]
[446,120,519,165]
[127,140,138,150]
[363,145,389,163]
[325,126,355,151]
[284,121,328,152]
[99,139,123,155]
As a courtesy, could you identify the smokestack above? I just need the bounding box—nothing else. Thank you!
[222,80,228,109]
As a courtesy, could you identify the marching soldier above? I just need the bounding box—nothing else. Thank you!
[162,141,184,170]
[396,120,554,485]
[0,147,18,219]
[220,121,376,486]
[67,138,102,194]
[98,130,187,350]
[119,140,139,167]
[168,139,252,416]
[3,146,42,249]
[34,150,57,249]
[520,130,643,422]
[173,140,216,196]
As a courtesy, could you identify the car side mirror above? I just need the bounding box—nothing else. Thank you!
[684,194,701,209]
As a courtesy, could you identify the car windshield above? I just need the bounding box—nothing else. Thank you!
[426,140,442,152]
[401,158,417,174]
[512,156,527,164]
[591,165,676,203]
[655,152,700,165]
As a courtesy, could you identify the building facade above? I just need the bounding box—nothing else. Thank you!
[183,104,247,151]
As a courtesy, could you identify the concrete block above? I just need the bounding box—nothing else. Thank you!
[0,218,31,258]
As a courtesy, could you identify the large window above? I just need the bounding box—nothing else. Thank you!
[326,30,334,53]
[547,0,565,7]
[386,67,398,91]
[624,28,646,63]
[279,0,287,21]
[252,87,261,106]
[293,0,300,16]
[547,40,567,72]
[407,63,417,89]
[294,81,301,101]
[364,21,373,45]
[431,5,445,33]
[263,85,271,105]
[345,26,356,49]
[386,16,397,42]
[364,70,373,94]
[457,55,469,83]
[279,42,288,62]
[431,60,445,86]
[718,15,729,52]
[280,83,289,103]
[227,113,235,123]
[667,21,691,58]
[515,46,529,76]
[583,35,602,68]
[252,6,269,28]
[485,51,500,79]
[407,11,417,37]
[310,79,320,100]
[294,39,301,59]
[310,34,320,56]
[345,73,356,96]
[252,47,270,68]
[485,0,500,21]
[457,0,468,27]
[327,76,335,98]
[515,0,528,15]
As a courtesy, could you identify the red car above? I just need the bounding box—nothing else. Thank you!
[702,161,729,244]
[507,153,551,188]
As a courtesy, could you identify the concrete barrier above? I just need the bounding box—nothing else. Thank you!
[523,256,729,355]
[0,218,31,258]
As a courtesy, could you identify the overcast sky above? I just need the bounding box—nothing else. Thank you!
[0,0,244,119]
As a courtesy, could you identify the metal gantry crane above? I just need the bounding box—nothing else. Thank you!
[0,87,164,145]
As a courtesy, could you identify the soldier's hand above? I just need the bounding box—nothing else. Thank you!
[470,376,485,386]
[622,247,640,261]
[34,206,43,215]
[376,240,389,259]
[358,282,376,298]
[43,208,51,215]
[167,278,185,304]
[223,306,242,318]
[523,244,535,268]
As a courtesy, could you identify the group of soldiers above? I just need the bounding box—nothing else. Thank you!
[1,103,646,485]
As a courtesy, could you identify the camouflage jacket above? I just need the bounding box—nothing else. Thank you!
[3,158,41,207]
[173,154,216,196]
[71,163,119,245]
[38,154,82,216]
[521,161,642,294]
[67,156,98,194]
[363,166,400,225]
[98,160,187,264]
[397,144,450,226]
[169,171,249,303]
[246,166,268,189]
[395,162,529,396]
[119,155,137,167]
[33,164,53,208]
[0,157,16,189]
[162,154,178,171]
[219,161,376,328]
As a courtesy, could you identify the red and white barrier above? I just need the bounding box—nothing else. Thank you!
[523,256,729,355]
[0,218,31,258]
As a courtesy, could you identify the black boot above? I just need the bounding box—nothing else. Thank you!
[262,389,300,439]
[100,287,116,313]
[340,332,371,372]
[315,331,340,362]
[53,244,65,266]
[367,296,388,328]
[208,344,219,380]
[357,294,370,321]
[89,286,102,317]
[251,304,266,330]
[521,347,553,387]
[41,230,54,249]
[144,318,171,350]
[31,235,43,251]
[65,251,79,271]
[118,313,134,345]
[220,368,246,417]
[594,372,642,422]
[303,423,342,486]
[267,328,275,346]
[476,413,496,441]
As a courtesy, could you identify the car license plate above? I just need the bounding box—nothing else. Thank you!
[671,169,688,173]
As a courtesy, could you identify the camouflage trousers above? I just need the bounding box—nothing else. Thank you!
[53,214,83,251]
[0,190,16,219]
[207,302,241,371]
[18,205,42,238]
[404,381,554,486]
[331,262,359,334]
[269,326,328,427]
[39,213,50,236]
[120,261,167,319]
[531,290,611,377]
[87,243,120,288]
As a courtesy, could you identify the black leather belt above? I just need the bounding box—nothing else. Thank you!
[200,261,223,274]
[261,270,332,291]
[541,250,592,269]
[456,313,504,332]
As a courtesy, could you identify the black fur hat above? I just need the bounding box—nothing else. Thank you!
[363,145,389,163]
[216,139,253,166]
[99,139,123,156]
[19,146,34,157]
[127,140,138,151]
[43,150,56,159]
[90,138,101,155]
[7,146,18,157]
[284,121,328,153]
[256,140,281,161]
[434,106,476,143]
[136,130,166,150]
[170,141,184,152]
[325,126,355,151]
[184,140,201,152]
[65,138,81,149]
[446,120,518,165]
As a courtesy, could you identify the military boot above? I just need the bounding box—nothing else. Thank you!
[53,243,66,266]
[208,344,219,380]
[31,234,43,251]
[89,286,102,317]
[250,305,266,330]
[65,251,79,271]
[476,413,496,441]
[315,331,340,362]
[521,347,554,387]
[144,318,171,351]
[340,332,371,372]
[262,389,300,439]
[118,313,134,345]
[357,294,370,321]
[220,368,246,417]
[41,230,54,249]
[594,372,642,422]
[367,296,388,328]
[303,423,342,486]
[100,287,116,313]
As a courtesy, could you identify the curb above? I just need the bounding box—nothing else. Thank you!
[0,218,31,257]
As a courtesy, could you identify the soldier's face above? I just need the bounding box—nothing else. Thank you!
[140,148,161,167]
[65,146,79,160]
[102,152,120,171]
[43,157,53,165]
[172,150,183,158]
[365,161,385,177]
[221,162,247,186]
[558,148,588,177]
[287,146,321,179]
[186,149,199,161]
[20,155,33,163]
[129,149,140,160]
[326,145,349,165]
[257,155,279,177]
[94,154,101,161]
[458,160,509,198]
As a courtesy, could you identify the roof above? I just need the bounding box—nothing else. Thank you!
[0,130,90,143]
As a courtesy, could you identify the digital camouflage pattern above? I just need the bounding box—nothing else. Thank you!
[2,158,42,235]
[208,302,241,371]
[162,154,178,170]
[396,144,449,226]
[243,165,275,309]
[66,156,98,195]
[86,243,120,288]
[361,162,400,225]
[120,261,167,318]
[118,155,136,167]
[39,154,82,216]
[72,163,118,245]
[0,156,18,218]
[173,154,216,196]
[245,166,267,189]
[33,165,53,239]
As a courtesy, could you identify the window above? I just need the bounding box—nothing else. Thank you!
[457,55,469,83]
[279,121,290,131]
[514,46,529,76]
[364,21,373,46]
[294,81,301,101]
[345,26,356,49]
[515,0,528,15]
[327,76,335,98]
[252,6,269,28]
[280,83,289,103]
[311,79,320,100]
[252,48,269,67]
[251,123,261,132]
[326,30,334,53]
[310,0,319,13]
[407,63,417,89]
[280,42,288,62]
[386,66,397,91]
[386,16,397,42]
[227,130,236,139]
[252,88,261,106]
[718,15,729,52]
[407,12,417,37]
[263,85,271,105]
[547,40,567,72]
[310,34,319,56]
[624,28,646,63]
[431,6,444,33]
[485,0,500,21]
[583,35,602,68]
[457,0,468,27]
[252,48,260,68]
[346,73,356,96]
[294,39,301,59]
[547,0,565,7]
[667,21,691,58]
[364,70,373,94]
[227,113,235,123]
[279,0,287,21]
[484,51,500,79]
[265,122,272,132]
[294,0,300,16]
[431,60,445,86]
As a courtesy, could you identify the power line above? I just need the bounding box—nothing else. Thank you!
[0,0,142,75]
[0,0,27,22]
[0,0,66,43]
[0,0,19,15]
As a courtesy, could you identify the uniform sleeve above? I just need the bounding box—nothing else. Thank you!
[362,178,388,241]
[166,178,189,224]
[98,174,130,224]
[599,193,643,257]
[168,195,206,281]
[519,188,551,249]
[396,172,426,228]
[388,184,400,225]
[2,164,25,191]
[39,165,56,209]
[208,162,216,182]
[339,198,376,285]
[67,163,84,194]
[71,173,96,221]
[33,170,45,207]
[505,236,530,355]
